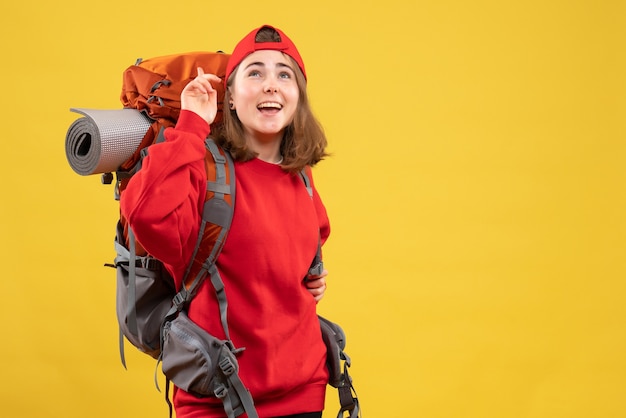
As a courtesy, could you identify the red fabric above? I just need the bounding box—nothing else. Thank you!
[120,110,330,417]
[225,25,307,84]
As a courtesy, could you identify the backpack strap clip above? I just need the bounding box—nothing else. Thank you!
[218,356,236,376]
[141,257,160,270]
[309,261,324,276]
[171,289,189,311]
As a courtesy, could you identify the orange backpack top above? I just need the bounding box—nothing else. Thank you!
[118,51,231,172]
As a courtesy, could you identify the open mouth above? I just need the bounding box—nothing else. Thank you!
[257,102,283,112]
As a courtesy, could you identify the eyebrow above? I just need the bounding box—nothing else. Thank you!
[243,61,294,72]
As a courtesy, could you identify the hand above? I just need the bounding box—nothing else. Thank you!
[305,269,328,303]
[181,67,222,125]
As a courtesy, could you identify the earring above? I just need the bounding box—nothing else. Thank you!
[229,101,235,110]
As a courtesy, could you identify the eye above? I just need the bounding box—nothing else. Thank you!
[247,69,261,77]
[279,71,292,79]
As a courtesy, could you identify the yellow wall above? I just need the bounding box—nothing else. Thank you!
[1,1,625,417]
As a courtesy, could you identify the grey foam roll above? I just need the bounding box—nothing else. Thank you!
[65,108,151,175]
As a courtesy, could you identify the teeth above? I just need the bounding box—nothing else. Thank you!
[257,102,282,109]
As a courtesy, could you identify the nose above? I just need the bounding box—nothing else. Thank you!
[264,80,278,94]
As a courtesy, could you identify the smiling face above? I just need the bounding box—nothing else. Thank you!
[229,49,300,146]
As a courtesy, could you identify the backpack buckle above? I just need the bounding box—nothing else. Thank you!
[141,257,160,270]
[172,291,188,310]
[213,384,227,399]
[219,356,236,376]
[308,261,324,276]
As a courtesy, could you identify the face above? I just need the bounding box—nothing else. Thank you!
[229,49,300,144]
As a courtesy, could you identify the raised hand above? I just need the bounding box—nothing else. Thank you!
[181,67,222,125]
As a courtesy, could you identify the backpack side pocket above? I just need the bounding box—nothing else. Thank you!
[114,221,175,358]
[161,312,258,417]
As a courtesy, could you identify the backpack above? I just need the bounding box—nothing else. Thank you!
[110,50,231,356]
[103,52,359,418]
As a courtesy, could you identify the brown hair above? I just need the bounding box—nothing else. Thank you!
[214,27,328,173]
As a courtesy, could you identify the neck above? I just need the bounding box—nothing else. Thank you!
[246,132,283,164]
[257,149,283,164]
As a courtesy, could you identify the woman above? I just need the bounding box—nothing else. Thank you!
[121,25,331,418]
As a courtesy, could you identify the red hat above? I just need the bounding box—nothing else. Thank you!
[225,25,307,84]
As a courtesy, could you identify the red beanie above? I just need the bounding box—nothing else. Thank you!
[225,25,306,85]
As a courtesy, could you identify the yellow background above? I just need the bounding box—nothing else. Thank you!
[1,0,625,417]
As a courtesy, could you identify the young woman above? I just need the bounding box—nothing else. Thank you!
[121,25,331,418]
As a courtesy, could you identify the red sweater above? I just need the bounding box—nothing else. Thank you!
[120,110,331,417]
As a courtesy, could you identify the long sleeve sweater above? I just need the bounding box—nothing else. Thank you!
[120,110,331,417]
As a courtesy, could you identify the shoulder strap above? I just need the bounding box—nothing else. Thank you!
[166,138,236,340]
[159,139,258,418]
[299,168,324,276]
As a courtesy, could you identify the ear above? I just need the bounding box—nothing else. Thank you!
[226,86,235,110]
